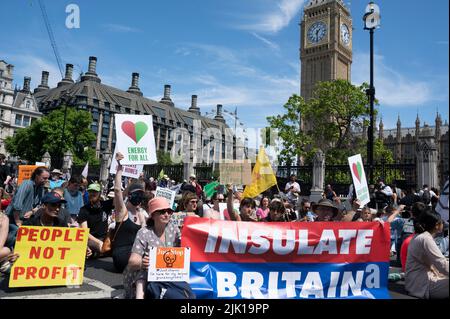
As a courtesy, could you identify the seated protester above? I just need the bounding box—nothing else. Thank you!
[383,205,406,255]
[311,198,339,221]
[226,184,257,222]
[0,212,19,274]
[63,175,84,225]
[256,197,270,221]
[111,152,149,273]
[282,199,297,221]
[203,193,227,220]
[46,187,71,226]
[23,191,67,227]
[77,183,114,257]
[264,199,291,222]
[405,209,449,299]
[124,197,181,299]
[171,192,199,230]
[399,187,422,209]
[49,169,65,190]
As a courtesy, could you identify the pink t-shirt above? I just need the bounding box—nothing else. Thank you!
[256,207,269,220]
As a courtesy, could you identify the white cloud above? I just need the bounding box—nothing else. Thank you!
[1,53,62,89]
[237,0,305,34]
[251,32,280,51]
[352,52,441,107]
[102,23,142,33]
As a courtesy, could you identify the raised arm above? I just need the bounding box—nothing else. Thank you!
[114,152,127,222]
[226,184,241,221]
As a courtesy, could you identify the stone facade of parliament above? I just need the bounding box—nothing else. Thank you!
[33,56,236,164]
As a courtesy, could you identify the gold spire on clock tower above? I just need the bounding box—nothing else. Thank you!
[300,0,353,103]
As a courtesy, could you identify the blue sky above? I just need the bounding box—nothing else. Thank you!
[2,0,448,137]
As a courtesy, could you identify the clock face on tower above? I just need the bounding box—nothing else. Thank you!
[307,21,327,44]
[340,23,350,45]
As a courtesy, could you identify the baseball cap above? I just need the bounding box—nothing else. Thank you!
[42,191,67,204]
[87,183,101,192]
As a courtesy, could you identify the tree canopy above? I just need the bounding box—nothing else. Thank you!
[267,80,392,165]
[5,107,98,165]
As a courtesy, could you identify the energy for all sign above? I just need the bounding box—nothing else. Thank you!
[114,114,157,165]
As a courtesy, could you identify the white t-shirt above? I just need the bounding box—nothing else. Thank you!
[285,181,301,201]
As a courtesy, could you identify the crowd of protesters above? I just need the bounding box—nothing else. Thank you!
[0,153,448,299]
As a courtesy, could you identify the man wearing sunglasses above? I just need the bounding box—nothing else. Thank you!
[203,193,226,220]
[24,192,68,227]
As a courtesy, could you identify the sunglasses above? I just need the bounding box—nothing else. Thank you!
[215,198,225,202]
[189,200,198,204]
[155,209,173,216]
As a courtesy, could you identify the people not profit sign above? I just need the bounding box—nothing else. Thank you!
[348,154,370,206]
[9,227,89,288]
[114,115,157,165]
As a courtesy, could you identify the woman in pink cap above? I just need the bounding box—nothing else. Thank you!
[123,196,181,299]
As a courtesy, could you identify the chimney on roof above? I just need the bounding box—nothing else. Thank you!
[188,95,201,115]
[81,56,101,83]
[160,84,174,106]
[34,71,50,93]
[22,76,31,93]
[127,72,143,96]
[214,104,226,123]
[58,64,75,87]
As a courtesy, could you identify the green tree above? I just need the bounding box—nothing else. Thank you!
[266,94,312,165]
[5,107,98,165]
[267,80,393,167]
[156,150,175,165]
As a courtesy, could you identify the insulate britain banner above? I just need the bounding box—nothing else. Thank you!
[181,217,391,299]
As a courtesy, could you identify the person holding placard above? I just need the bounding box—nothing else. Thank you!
[111,152,150,273]
[203,193,227,220]
[123,197,181,299]
[226,184,257,222]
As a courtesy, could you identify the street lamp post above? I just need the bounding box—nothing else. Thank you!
[363,2,380,185]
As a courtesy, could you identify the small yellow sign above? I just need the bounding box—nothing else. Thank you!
[9,226,89,288]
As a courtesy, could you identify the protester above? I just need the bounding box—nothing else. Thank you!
[111,152,149,272]
[77,183,114,257]
[285,174,300,206]
[256,197,270,221]
[203,192,227,220]
[357,206,373,222]
[0,212,18,274]
[51,187,72,226]
[0,154,12,191]
[374,178,393,209]
[418,184,438,207]
[264,199,290,222]
[297,198,315,221]
[63,175,84,224]
[324,184,337,201]
[172,192,199,229]
[405,209,449,299]
[6,167,49,228]
[23,191,68,227]
[311,198,338,221]
[226,184,257,222]
[124,197,181,299]
[391,183,404,207]
[49,169,65,190]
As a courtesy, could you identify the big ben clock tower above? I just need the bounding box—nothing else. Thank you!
[300,0,352,102]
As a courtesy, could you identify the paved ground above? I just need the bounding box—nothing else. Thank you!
[0,256,415,299]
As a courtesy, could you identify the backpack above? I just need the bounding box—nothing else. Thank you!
[401,218,415,242]
[146,281,196,299]
[421,190,431,205]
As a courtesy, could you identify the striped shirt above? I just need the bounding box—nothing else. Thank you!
[6,179,46,219]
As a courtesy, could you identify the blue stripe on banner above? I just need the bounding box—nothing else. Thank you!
[190,262,390,299]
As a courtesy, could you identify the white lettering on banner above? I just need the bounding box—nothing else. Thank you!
[282,272,301,298]
[299,272,324,298]
[214,264,380,298]
[241,272,265,299]
[205,228,374,255]
[217,272,238,297]
[356,230,373,254]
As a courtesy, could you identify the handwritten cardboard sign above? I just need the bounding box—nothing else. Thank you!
[114,114,157,165]
[17,165,40,186]
[155,187,176,209]
[148,247,190,282]
[219,162,252,185]
[9,226,89,288]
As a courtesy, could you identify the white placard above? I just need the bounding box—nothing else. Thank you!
[218,203,227,221]
[348,154,370,206]
[35,162,46,167]
[155,187,176,208]
[110,146,144,179]
[148,247,190,282]
[114,114,157,165]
